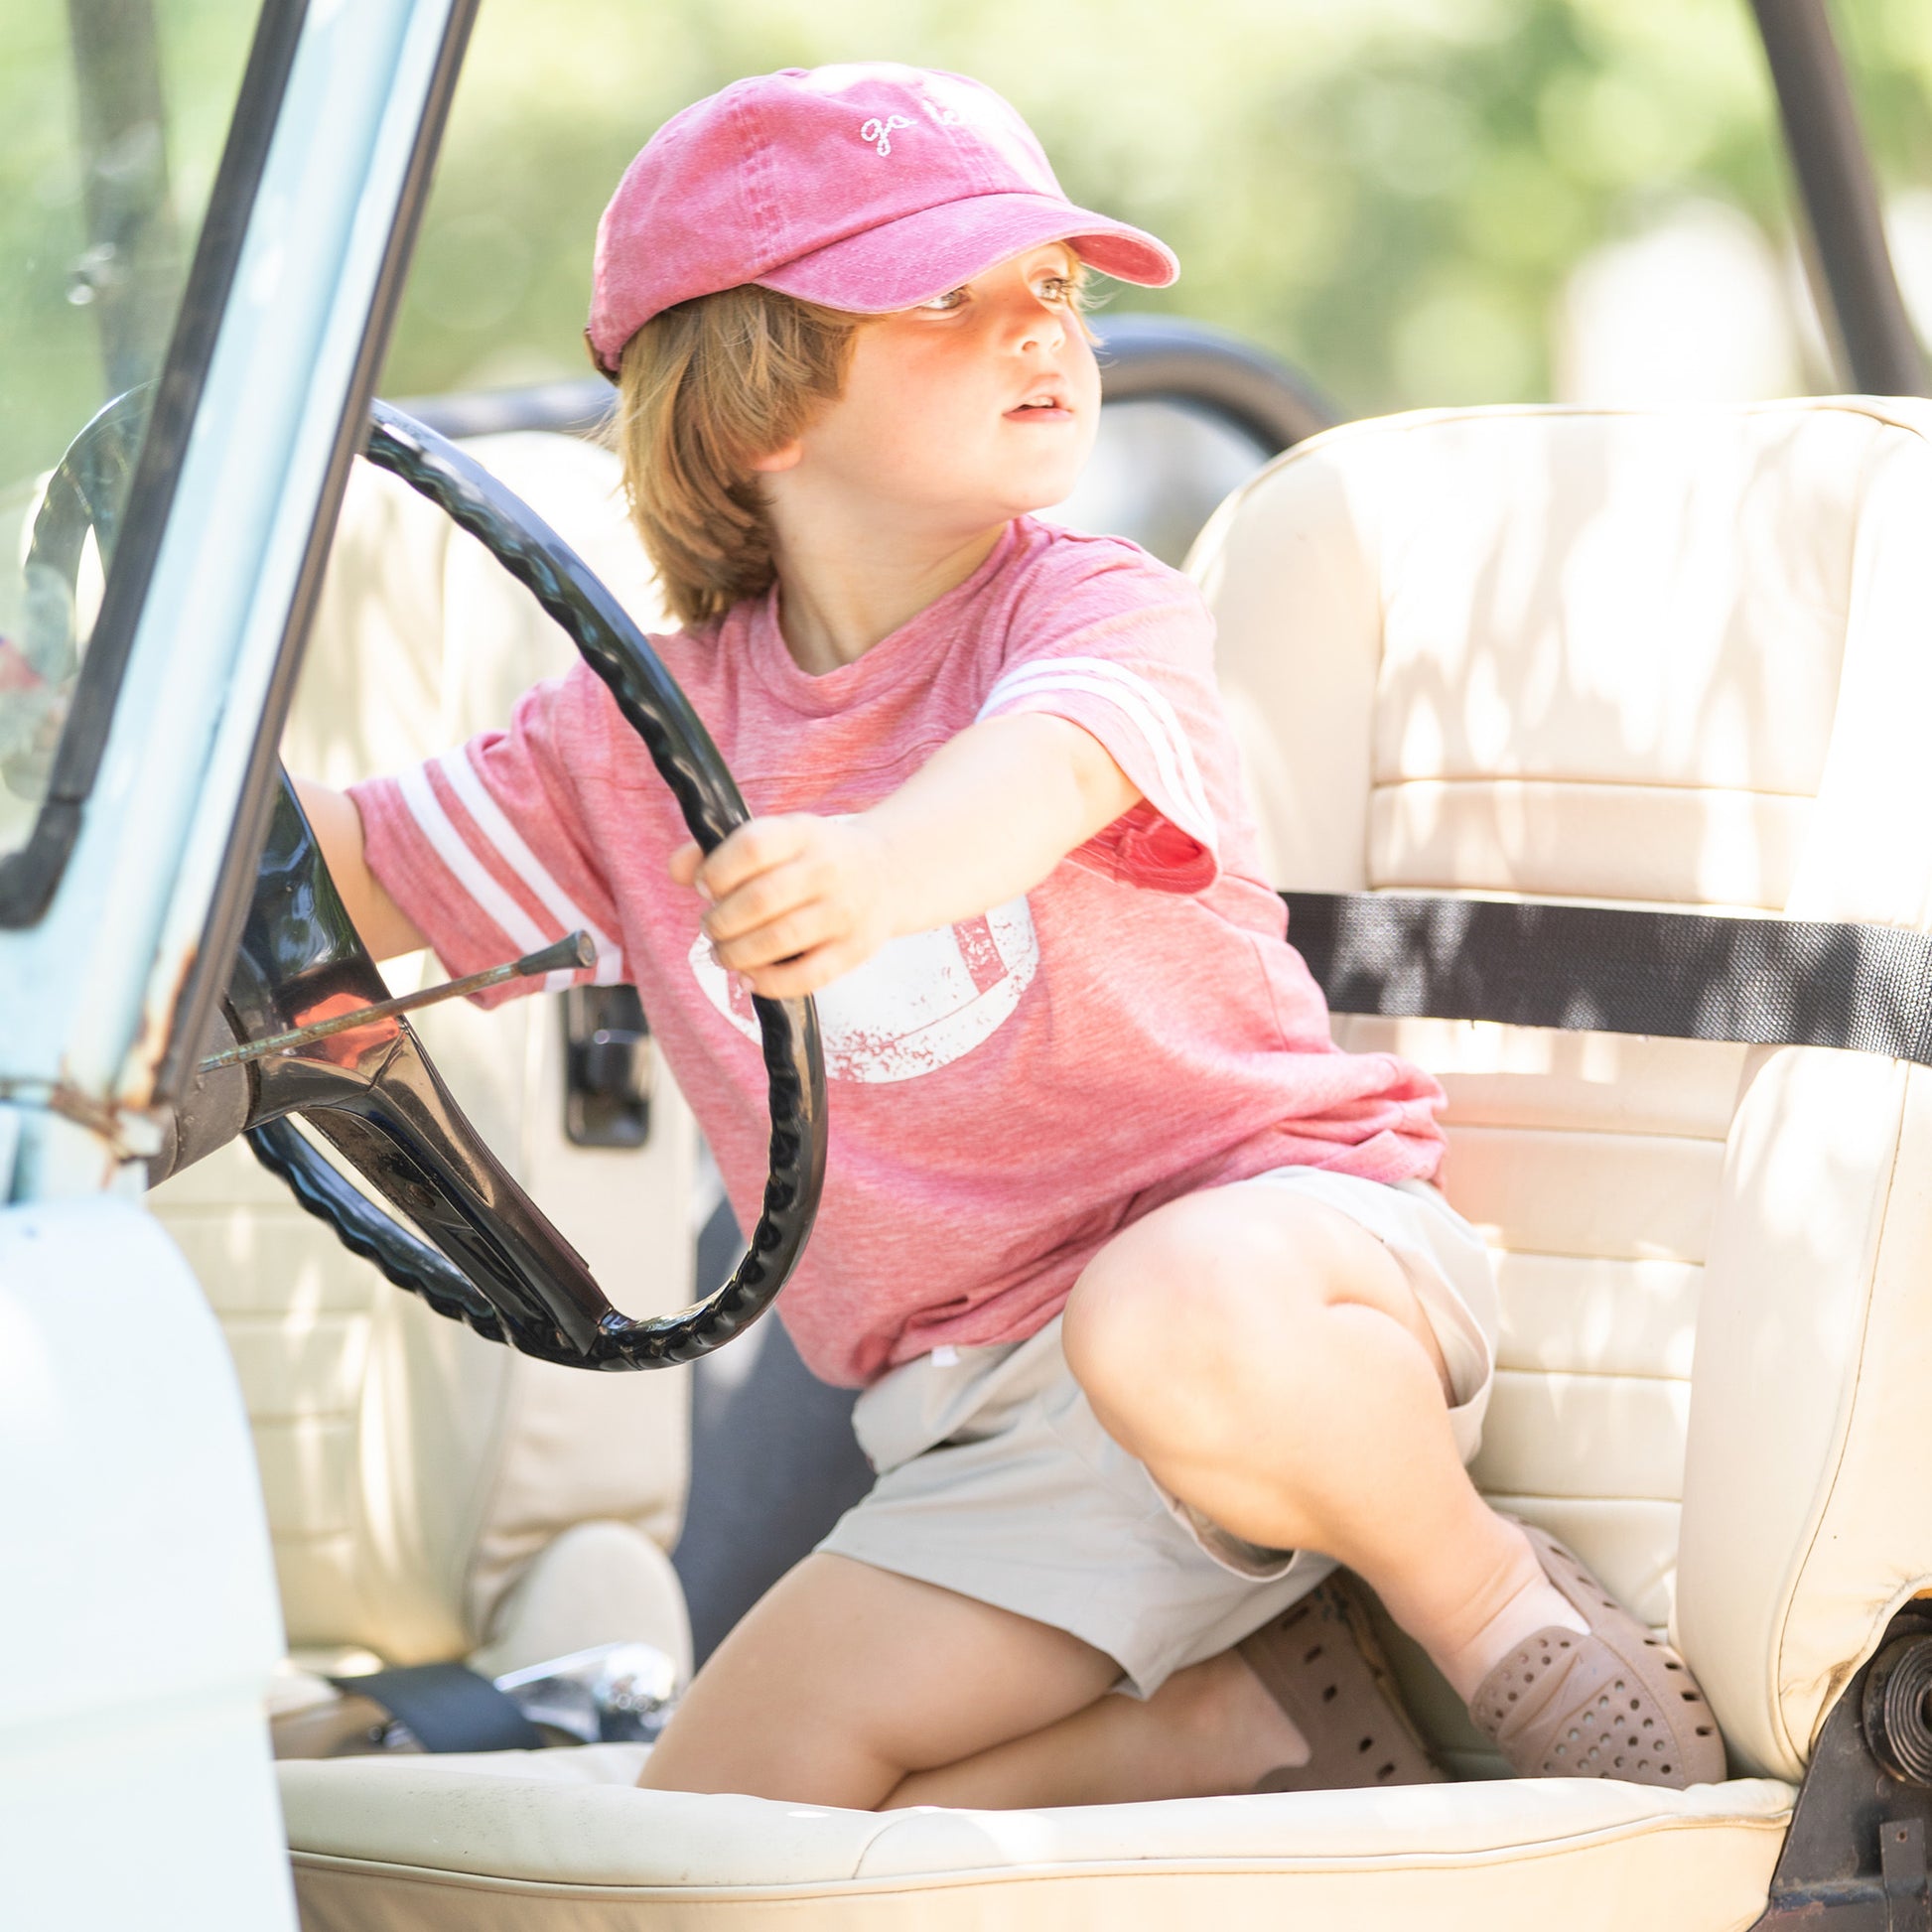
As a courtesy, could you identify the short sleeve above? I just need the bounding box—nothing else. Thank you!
[347,664,626,1004]
[976,538,1225,894]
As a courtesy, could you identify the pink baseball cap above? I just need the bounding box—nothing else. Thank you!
[586,64,1178,375]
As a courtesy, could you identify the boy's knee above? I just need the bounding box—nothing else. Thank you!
[1065,1214,1323,1429]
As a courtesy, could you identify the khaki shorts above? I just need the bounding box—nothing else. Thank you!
[817,1168,1500,1698]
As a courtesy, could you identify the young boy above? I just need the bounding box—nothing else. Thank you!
[302,62,1724,1808]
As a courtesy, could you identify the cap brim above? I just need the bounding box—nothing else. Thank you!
[754,192,1177,314]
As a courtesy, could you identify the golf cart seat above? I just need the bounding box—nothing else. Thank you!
[151,430,700,1714]
[278,396,1932,1930]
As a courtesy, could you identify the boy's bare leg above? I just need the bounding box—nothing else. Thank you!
[647,1186,1572,1810]
[881,1647,1305,1809]
[1062,1188,1586,1706]
[642,1554,1310,1809]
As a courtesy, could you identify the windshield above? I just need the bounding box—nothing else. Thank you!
[0,0,258,869]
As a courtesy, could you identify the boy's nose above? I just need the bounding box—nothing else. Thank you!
[1014,303,1066,353]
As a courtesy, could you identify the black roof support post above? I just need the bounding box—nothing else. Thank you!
[1749,0,1928,399]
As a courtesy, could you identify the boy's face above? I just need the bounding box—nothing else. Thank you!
[777,243,1101,534]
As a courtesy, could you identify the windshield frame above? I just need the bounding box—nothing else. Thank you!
[151,0,480,1102]
[1,0,481,1199]
[0,0,305,930]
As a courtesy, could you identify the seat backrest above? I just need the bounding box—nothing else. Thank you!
[153,432,697,1679]
[1194,399,1932,1781]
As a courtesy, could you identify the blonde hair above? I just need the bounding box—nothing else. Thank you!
[614,285,863,628]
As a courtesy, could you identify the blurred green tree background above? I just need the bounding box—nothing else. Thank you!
[1,0,249,493]
[382,0,1932,415]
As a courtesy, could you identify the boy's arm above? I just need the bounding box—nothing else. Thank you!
[672,713,1140,1000]
[294,778,431,963]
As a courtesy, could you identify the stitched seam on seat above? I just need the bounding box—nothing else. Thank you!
[1771,1058,1914,1769]
[1764,430,1932,1766]
[1484,1492,1678,1511]
[456,1338,524,1651]
[1491,1366,1689,1388]
[1758,384,1905,1657]
[1237,398,1932,478]
[285,1810,1796,1898]
[1449,1123,1729,1151]
[1371,775,1821,802]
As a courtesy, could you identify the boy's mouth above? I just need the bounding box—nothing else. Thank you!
[1005,386,1072,422]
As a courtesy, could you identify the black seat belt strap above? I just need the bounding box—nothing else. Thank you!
[327,1662,545,1753]
[1282,892,1932,1065]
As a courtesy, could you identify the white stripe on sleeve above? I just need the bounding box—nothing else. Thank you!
[977,655,1217,848]
[396,763,578,992]
[435,750,624,985]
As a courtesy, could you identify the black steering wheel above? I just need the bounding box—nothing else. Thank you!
[34,391,827,1369]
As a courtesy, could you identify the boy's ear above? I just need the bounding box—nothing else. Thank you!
[748,438,804,474]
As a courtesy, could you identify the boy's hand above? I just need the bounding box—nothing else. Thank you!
[670,813,896,1001]
[667,715,1141,1005]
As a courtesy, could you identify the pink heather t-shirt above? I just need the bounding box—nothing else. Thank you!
[351,516,1446,1387]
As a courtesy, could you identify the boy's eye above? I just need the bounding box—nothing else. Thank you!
[917,288,968,312]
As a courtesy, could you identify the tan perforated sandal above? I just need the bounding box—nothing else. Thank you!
[1468,1521,1726,1787]
[1238,1574,1445,1793]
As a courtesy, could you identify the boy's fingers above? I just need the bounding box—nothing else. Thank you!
[739,938,858,1002]
[668,840,703,887]
[703,858,824,942]
[712,898,841,972]
[700,815,808,899]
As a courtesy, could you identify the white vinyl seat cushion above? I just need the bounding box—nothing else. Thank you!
[278,398,1932,1928]
[285,1747,1792,1931]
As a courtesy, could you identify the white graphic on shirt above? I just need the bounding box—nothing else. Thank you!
[860,114,912,156]
[689,895,1038,1084]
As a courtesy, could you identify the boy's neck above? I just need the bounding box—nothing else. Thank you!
[766,516,1011,676]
